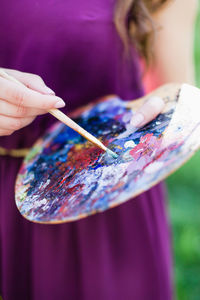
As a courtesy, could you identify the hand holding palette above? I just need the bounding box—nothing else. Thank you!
[15,83,200,224]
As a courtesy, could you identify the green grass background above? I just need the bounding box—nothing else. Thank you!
[167,4,200,299]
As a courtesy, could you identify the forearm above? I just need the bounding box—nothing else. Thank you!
[152,0,198,85]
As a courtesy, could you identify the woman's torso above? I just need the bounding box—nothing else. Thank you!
[0,2,172,299]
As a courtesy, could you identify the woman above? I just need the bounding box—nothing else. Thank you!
[0,0,197,299]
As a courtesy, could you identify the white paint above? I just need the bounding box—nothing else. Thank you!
[151,149,157,157]
[34,198,48,208]
[39,179,50,189]
[162,84,200,149]
[144,161,164,174]
[124,140,136,148]
[135,149,143,154]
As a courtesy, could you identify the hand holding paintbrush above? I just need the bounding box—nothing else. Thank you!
[0,68,165,158]
[0,68,118,158]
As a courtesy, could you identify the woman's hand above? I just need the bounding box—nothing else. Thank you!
[0,68,65,136]
[130,96,165,128]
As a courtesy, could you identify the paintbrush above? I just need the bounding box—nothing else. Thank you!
[0,69,118,158]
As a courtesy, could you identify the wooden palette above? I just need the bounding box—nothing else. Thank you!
[15,83,200,224]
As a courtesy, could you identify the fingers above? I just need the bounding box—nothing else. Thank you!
[0,114,35,131]
[0,99,46,117]
[3,69,55,95]
[130,96,165,128]
[0,69,65,136]
[0,129,15,136]
[0,77,65,110]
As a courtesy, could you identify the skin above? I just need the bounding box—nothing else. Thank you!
[0,0,197,136]
[0,69,65,136]
[131,0,197,127]
[152,0,197,85]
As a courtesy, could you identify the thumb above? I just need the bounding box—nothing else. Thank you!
[130,96,165,128]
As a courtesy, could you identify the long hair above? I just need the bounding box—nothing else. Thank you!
[114,0,170,62]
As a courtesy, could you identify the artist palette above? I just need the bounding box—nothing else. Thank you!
[15,83,200,223]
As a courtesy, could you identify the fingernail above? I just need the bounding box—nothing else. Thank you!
[54,100,65,108]
[130,113,144,127]
[43,86,55,95]
[148,96,164,103]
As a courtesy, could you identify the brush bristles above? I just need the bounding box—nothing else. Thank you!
[106,149,118,159]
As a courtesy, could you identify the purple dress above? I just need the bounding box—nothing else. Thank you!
[0,1,172,299]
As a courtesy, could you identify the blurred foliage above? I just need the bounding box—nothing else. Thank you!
[195,5,200,87]
[166,4,200,300]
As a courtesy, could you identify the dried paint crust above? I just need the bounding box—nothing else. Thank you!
[15,89,200,223]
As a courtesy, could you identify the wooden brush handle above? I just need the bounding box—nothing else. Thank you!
[49,108,107,151]
[0,68,108,152]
